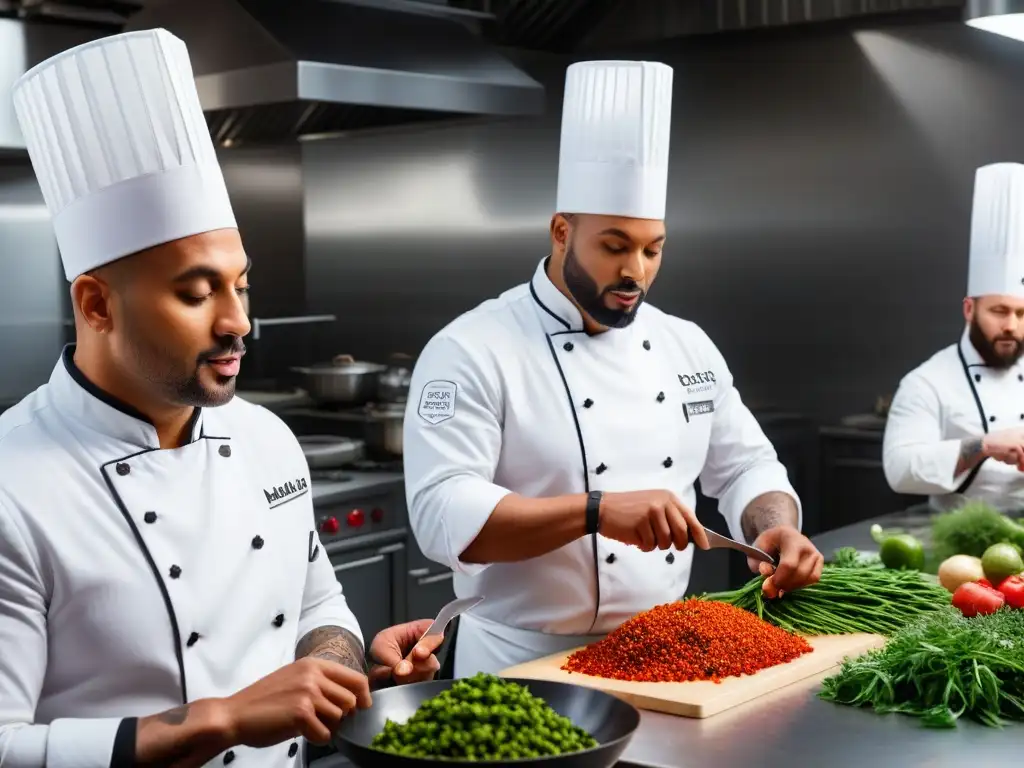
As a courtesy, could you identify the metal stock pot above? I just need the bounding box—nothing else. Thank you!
[290,354,386,406]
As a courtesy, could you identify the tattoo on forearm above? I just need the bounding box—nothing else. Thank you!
[155,705,190,725]
[740,492,798,544]
[296,625,368,674]
[956,437,984,475]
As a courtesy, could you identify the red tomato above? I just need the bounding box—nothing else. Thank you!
[996,575,1024,610]
[977,578,994,589]
[952,581,1005,617]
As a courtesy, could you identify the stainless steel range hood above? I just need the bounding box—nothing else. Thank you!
[124,0,546,145]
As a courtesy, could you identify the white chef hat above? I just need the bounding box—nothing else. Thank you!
[968,162,1024,299]
[11,29,236,282]
[555,60,673,221]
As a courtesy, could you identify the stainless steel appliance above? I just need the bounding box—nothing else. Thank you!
[310,464,455,643]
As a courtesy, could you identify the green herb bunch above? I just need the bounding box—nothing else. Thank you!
[819,606,1024,727]
[370,673,598,760]
[700,558,949,636]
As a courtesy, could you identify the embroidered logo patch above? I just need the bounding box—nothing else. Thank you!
[678,370,717,395]
[418,380,458,424]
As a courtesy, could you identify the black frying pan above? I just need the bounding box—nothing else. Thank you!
[334,678,641,768]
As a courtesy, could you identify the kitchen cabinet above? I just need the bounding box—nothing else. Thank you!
[819,426,923,531]
[406,536,457,623]
[327,537,407,644]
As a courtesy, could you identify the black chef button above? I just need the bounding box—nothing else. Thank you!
[595,463,607,475]
[990,415,997,423]
[252,535,264,550]
[666,552,675,564]
[144,511,157,524]
[606,554,616,564]
[273,613,285,628]
[583,398,594,408]
[975,374,982,383]
[224,751,235,765]
[187,632,200,647]
[1019,374,1023,382]
[563,341,574,352]
[115,462,130,476]
[642,340,651,350]
[219,445,231,458]
[288,743,299,758]
[663,457,673,468]
[656,391,665,402]
[169,565,182,579]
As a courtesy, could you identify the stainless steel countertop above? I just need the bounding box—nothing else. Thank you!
[616,512,1023,768]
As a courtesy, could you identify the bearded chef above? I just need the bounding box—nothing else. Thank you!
[884,162,1024,513]
[402,60,824,677]
[0,30,443,768]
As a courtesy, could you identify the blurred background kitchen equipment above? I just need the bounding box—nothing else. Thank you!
[378,353,414,404]
[292,354,387,406]
[364,403,405,457]
[298,435,366,469]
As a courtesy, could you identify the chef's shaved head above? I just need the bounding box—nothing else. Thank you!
[70,228,251,423]
[548,212,665,332]
[964,294,1024,368]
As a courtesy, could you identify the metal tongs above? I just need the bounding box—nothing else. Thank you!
[704,529,777,567]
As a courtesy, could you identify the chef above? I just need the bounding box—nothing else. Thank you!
[884,162,1024,513]
[403,60,824,676]
[0,30,441,768]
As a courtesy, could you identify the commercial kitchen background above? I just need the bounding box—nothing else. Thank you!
[1,0,1021,623]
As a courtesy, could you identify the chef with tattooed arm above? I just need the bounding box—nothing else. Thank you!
[0,29,440,768]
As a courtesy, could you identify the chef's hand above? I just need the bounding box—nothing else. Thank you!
[368,619,443,687]
[599,490,710,553]
[749,524,824,597]
[982,429,1024,469]
[219,657,372,747]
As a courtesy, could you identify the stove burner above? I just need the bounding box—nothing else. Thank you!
[309,470,355,483]
[348,459,403,473]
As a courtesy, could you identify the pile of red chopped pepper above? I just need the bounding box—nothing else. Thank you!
[952,575,1024,616]
[561,599,813,684]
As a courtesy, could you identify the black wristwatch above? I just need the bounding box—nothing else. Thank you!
[586,490,603,535]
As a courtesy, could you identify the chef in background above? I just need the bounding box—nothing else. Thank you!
[0,30,439,768]
[884,162,1024,513]
[403,60,824,676]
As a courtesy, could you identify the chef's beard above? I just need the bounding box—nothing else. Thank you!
[124,328,244,408]
[563,244,646,329]
[970,317,1024,369]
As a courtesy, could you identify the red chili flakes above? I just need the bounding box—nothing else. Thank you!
[561,599,812,684]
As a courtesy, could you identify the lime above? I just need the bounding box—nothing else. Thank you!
[879,534,926,571]
[981,543,1024,584]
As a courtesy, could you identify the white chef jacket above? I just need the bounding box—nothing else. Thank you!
[403,258,801,675]
[883,327,1024,512]
[0,347,362,768]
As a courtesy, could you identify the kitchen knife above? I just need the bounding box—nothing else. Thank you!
[705,529,778,567]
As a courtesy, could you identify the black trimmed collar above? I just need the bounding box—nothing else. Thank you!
[528,257,587,333]
[53,345,205,449]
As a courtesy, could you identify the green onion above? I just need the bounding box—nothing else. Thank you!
[699,561,949,637]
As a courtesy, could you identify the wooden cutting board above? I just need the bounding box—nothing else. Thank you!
[500,632,885,719]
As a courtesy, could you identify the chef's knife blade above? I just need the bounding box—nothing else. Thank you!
[705,529,777,567]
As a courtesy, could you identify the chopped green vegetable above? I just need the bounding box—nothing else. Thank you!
[369,673,598,760]
[931,501,1024,562]
[819,606,1024,728]
[700,564,949,636]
